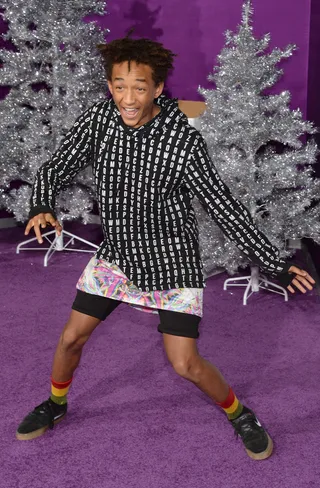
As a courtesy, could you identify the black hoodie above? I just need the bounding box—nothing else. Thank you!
[30,95,290,291]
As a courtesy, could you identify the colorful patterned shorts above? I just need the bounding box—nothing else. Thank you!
[76,257,203,317]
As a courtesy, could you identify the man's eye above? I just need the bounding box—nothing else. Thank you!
[115,86,123,91]
[137,88,146,92]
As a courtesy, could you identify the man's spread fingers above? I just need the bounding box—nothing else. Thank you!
[24,221,33,235]
[295,275,314,290]
[291,278,306,294]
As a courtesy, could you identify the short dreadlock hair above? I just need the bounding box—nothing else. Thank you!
[97,37,176,86]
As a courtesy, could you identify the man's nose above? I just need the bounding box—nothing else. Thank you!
[123,89,135,105]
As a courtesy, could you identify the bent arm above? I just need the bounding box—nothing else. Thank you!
[184,136,291,283]
[29,106,95,219]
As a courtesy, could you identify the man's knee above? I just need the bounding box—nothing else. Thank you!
[170,355,201,380]
[59,327,88,352]
[59,314,98,352]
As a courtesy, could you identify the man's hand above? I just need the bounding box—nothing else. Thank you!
[25,213,62,244]
[287,266,316,294]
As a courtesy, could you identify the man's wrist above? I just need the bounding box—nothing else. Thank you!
[28,206,56,220]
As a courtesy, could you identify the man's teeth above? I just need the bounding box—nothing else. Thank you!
[124,108,137,113]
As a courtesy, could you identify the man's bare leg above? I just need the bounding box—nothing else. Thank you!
[16,310,101,440]
[162,333,229,402]
[162,333,273,460]
[51,310,101,382]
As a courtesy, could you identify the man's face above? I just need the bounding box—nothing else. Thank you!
[107,61,164,128]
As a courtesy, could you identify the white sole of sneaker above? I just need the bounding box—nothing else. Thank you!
[245,433,273,460]
[15,413,66,441]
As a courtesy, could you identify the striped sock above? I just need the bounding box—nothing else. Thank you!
[216,387,244,420]
[50,377,73,405]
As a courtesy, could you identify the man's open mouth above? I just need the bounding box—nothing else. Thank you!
[122,108,139,118]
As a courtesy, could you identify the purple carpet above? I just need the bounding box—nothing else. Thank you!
[1,223,319,488]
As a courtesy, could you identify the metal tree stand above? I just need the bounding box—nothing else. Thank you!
[16,224,99,266]
[223,265,288,306]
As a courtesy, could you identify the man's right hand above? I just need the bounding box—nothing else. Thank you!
[25,213,62,244]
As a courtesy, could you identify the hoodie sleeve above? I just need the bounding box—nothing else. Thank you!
[29,105,95,219]
[183,135,292,285]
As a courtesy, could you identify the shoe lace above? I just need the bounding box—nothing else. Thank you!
[32,400,55,430]
[232,414,260,442]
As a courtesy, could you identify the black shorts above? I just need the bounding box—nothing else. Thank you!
[72,290,201,339]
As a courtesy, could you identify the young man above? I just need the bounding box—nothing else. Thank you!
[16,37,314,460]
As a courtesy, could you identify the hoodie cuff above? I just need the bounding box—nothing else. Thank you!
[275,261,294,288]
[28,206,57,220]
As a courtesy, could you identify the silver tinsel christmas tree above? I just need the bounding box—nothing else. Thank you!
[196,0,320,277]
[0,0,107,223]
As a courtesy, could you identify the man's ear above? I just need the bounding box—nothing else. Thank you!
[155,82,164,98]
[107,80,113,95]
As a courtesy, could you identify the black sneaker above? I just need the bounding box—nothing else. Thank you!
[230,408,273,460]
[16,399,67,441]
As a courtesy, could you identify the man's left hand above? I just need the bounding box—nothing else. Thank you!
[287,266,316,294]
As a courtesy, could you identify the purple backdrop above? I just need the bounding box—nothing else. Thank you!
[94,0,312,113]
[307,0,320,126]
[0,1,314,113]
